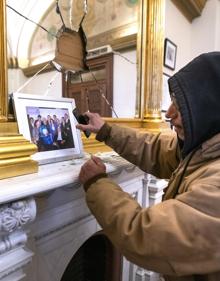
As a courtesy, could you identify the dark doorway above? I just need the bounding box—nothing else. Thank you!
[61,232,122,281]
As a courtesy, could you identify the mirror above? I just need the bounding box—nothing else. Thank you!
[1,0,165,125]
[6,0,140,118]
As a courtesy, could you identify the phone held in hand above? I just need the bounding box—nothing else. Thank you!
[72,108,91,138]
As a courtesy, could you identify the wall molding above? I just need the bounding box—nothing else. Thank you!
[171,0,207,22]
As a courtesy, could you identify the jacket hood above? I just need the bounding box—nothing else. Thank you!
[168,52,220,157]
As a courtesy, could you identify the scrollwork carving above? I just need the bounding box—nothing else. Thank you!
[0,230,27,255]
[0,197,36,234]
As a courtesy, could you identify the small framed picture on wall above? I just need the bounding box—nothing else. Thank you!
[164,38,177,70]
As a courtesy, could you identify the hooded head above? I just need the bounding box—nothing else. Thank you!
[168,52,220,157]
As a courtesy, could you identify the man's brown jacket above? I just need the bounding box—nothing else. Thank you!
[85,123,220,281]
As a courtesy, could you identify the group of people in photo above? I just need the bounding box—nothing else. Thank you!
[28,112,74,152]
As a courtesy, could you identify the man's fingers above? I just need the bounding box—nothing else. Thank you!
[76,124,89,131]
[91,155,104,166]
[84,112,98,118]
[91,155,100,164]
[91,156,106,172]
[81,159,93,170]
[79,156,106,185]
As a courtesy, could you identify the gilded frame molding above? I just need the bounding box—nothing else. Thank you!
[0,0,8,121]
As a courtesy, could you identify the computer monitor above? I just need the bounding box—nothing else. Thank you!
[13,92,84,164]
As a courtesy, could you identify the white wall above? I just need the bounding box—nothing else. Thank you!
[113,49,137,118]
[191,0,220,57]
[215,0,220,50]
[8,69,62,97]
[162,0,220,113]
[25,71,62,97]
[164,0,192,75]
[8,69,26,95]
[165,0,220,76]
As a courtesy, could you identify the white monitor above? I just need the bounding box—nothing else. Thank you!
[13,92,84,165]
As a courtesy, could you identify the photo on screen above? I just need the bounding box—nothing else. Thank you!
[26,106,75,152]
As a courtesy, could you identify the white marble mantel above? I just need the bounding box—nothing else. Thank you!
[0,152,137,204]
[0,152,167,281]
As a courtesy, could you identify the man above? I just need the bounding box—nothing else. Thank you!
[77,52,220,281]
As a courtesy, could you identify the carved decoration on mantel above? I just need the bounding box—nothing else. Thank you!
[0,230,27,255]
[171,0,207,22]
[0,197,36,234]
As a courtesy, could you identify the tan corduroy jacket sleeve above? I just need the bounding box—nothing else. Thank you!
[96,123,180,179]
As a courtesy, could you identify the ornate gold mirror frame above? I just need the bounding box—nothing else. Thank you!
[0,0,166,177]
[0,0,7,123]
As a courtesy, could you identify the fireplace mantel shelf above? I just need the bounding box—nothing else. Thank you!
[0,151,138,205]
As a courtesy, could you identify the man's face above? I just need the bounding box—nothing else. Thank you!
[165,96,184,140]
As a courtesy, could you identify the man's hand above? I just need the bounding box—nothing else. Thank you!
[79,155,106,187]
[76,112,105,134]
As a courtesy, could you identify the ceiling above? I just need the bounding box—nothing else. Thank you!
[6,0,54,59]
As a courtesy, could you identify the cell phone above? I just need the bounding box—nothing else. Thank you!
[72,108,91,138]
